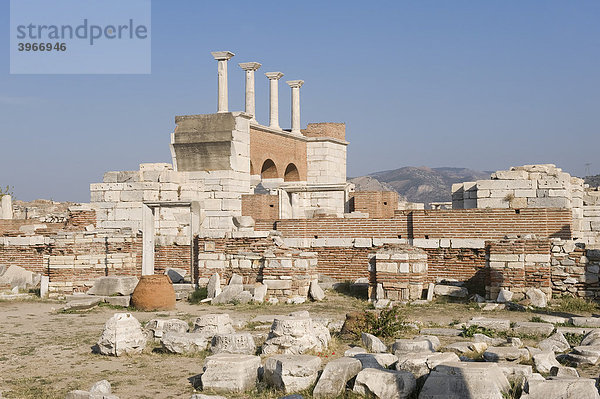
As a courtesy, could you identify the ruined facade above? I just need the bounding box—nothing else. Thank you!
[2,51,600,303]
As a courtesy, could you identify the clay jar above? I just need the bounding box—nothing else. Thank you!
[131,274,176,311]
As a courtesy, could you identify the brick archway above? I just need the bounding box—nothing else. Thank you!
[284,163,300,182]
[261,159,278,179]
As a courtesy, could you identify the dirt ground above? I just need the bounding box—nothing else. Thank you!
[0,292,599,399]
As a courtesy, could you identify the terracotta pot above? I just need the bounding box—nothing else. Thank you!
[131,274,176,311]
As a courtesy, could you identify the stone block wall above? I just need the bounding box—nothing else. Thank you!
[370,246,428,301]
[306,139,346,185]
[550,239,600,298]
[485,239,552,300]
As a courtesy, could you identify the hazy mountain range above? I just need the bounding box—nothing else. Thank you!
[349,166,492,206]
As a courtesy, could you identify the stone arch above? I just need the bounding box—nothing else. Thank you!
[284,163,300,182]
[261,159,278,179]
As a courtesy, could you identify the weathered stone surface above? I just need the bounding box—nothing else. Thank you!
[264,355,321,393]
[512,322,554,336]
[521,378,600,399]
[96,313,147,356]
[309,279,325,301]
[396,352,460,379]
[353,353,398,370]
[192,314,235,336]
[211,333,256,355]
[0,265,40,289]
[525,288,547,308]
[190,395,227,399]
[344,346,367,356]
[467,317,510,331]
[473,334,504,346]
[63,296,103,311]
[572,317,600,328]
[165,267,187,283]
[532,351,561,374]
[89,380,112,395]
[433,284,468,298]
[211,284,244,305]
[496,288,513,303]
[252,283,267,303]
[497,363,532,381]
[104,296,130,307]
[483,347,529,362]
[419,362,510,399]
[207,273,221,299]
[361,332,387,353]
[88,276,138,296]
[353,368,416,399]
[549,365,579,378]
[313,357,362,398]
[393,336,440,354]
[145,318,189,339]
[538,332,570,353]
[161,332,209,354]
[65,380,119,399]
[420,328,462,336]
[581,329,600,346]
[201,354,261,393]
[443,341,488,355]
[262,313,330,355]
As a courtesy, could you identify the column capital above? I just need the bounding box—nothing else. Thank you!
[265,71,284,80]
[239,62,262,71]
[286,80,304,88]
[211,51,235,61]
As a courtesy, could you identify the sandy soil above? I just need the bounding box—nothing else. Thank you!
[0,293,597,398]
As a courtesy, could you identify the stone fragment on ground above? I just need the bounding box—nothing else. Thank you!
[496,288,513,303]
[200,354,261,393]
[0,265,41,290]
[145,318,189,339]
[538,331,570,353]
[344,347,367,356]
[532,351,561,374]
[496,363,532,381]
[572,317,600,328]
[433,284,468,298]
[165,267,187,283]
[210,332,256,354]
[549,365,579,378]
[66,379,119,399]
[581,329,600,346]
[189,395,227,399]
[88,276,138,296]
[161,332,209,354]
[392,336,440,354]
[361,332,387,353]
[353,353,398,370]
[419,362,510,399]
[443,341,487,355]
[525,288,548,308]
[211,274,244,305]
[558,345,600,365]
[467,317,510,331]
[96,313,147,356]
[309,279,325,301]
[512,322,554,336]
[483,346,529,362]
[396,352,459,380]
[312,357,362,398]
[420,327,462,336]
[521,378,600,399]
[353,368,416,399]
[192,314,235,336]
[262,312,330,355]
[264,355,321,393]
[206,273,221,299]
[63,296,103,311]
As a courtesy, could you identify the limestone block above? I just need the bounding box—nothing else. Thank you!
[525,288,548,308]
[467,317,511,332]
[206,273,221,299]
[419,362,510,399]
[262,314,330,355]
[313,357,362,398]
[264,355,321,393]
[200,354,261,393]
[353,368,416,399]
[532,351,561,373]
[309,280,325,301]
[482,346,529,362]
[527,197,570,208]
[396,352,459,379]
[96,313,147,356]
[451,239,486,248]
[434,284,468,298]
[522,378,600,399]
[512,322,554,336]
[477,198,510,209]
[161,332,209,354]
[211,333,256,354]
[361,333,387,353]
[393,336,440,354]
[192,314,235,336]
[88,276,139,297]
[145,318,189,339]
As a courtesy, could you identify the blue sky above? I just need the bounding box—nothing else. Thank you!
[1,0,599,202]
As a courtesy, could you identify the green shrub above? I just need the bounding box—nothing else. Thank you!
[363,305,407,338]
[189,286,208,304]
[461,324,496,338]
[555,296,598,313]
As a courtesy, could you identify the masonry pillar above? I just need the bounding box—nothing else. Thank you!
[239,62,261,121]
[0,194,13,219]
[265,72,284,129]
[286,80,304,134]
[211,51,235,113]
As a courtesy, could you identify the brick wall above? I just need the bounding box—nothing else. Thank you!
[250,126,307,180]
[425,247,487,295]
[0,220,65,236]
[301,123,346,141]
[269,208,572,240]
[242,194,279,221]
[351,191,399,218]
[66,209,96,228]
[155,244,191,276]
[0,244,45,275]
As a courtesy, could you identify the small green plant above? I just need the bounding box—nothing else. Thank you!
[189,286,208,304]
[0,185,14,200]
[502,377,524,399]
[563,332,583,347]
[555,296,598,313]
[530,316,543,323]
[363,305,407,338]
[461,324,496,338]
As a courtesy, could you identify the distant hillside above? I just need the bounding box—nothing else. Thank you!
[349,166,490,206]
[585,175,600,188]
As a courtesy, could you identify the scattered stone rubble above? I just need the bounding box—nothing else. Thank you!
[95,313,147,356]
[65,380,118,399]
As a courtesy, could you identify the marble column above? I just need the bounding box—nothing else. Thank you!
[265,72,284,129]
[286,80,304,134]
[211,51,235,113]
[239,62,262,121]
